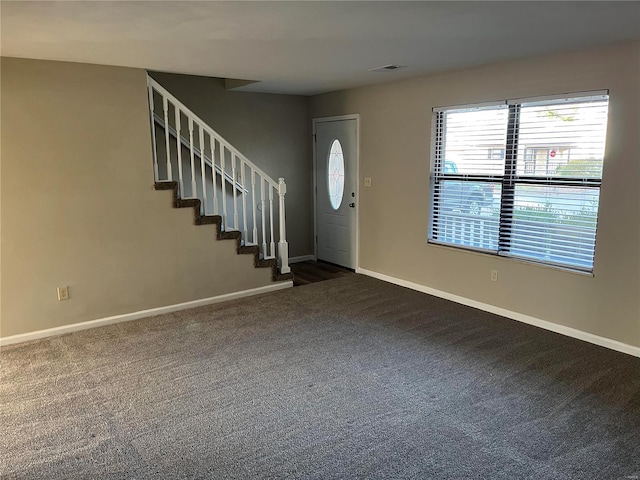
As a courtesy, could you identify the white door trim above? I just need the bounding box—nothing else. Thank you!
[312,114,360,269]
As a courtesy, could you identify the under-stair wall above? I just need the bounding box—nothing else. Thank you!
[0,58,292,341]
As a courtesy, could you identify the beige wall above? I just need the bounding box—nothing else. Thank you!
[148,72,313,258]
[1,58,274,338]
[310,41,640,348]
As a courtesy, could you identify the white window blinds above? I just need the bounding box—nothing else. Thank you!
[429,92,609,272]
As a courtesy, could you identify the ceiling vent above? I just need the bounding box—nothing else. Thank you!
[368,65,407,72]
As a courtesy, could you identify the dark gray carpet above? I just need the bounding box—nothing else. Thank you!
[1,274,639,479]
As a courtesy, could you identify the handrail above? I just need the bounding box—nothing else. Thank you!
[148,77,277,189]
[153,112,247,193]
[146,75,290,274]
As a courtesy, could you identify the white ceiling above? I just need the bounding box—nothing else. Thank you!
[2,1,639,95]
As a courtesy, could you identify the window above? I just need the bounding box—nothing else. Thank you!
[328,139,345,210]
[487,147,505,160]
[429,92,609,272]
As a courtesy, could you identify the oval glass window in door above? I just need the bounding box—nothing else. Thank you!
[327,139,345,210]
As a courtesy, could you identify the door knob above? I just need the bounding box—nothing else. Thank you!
[349,203,355,208]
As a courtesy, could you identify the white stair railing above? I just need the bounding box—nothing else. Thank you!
[147,76,290,274]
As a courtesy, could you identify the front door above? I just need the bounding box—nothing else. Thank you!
[314,117,358,269]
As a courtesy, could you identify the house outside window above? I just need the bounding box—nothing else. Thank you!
[523,146,571,175]
[428,92,609,272]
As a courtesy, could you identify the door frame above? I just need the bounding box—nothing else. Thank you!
[312,114,360,269]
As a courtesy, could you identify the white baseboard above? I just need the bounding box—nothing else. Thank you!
[356,267,640,358]
[289,255,315,264]
[0,281,293,347]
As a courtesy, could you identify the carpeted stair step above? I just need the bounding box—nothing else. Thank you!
[155,181,292,282]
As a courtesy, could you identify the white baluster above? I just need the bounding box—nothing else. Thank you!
[188,117,196,199]
[269,185,275,258]
[251,169,258,245]
[211,137,218,216]
[277,178,290,274]
[146,77,289,257]
[220,146,227,230]
[261,177,267,256]
[199,126,207,215]
[163,97,172,181]
[241,161,248,242]
[175,108,184,196]
[147,85,159,181]
[232,155,239,230]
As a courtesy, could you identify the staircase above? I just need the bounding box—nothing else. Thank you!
[147,76,292,282]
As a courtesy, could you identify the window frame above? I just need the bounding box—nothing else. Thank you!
[428,91,609,273]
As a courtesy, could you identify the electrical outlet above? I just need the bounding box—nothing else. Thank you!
[490,270,498,282]
[364,177,372,187]
[57,286,70,301]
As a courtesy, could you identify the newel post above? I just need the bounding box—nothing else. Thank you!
[277,178,291,274]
